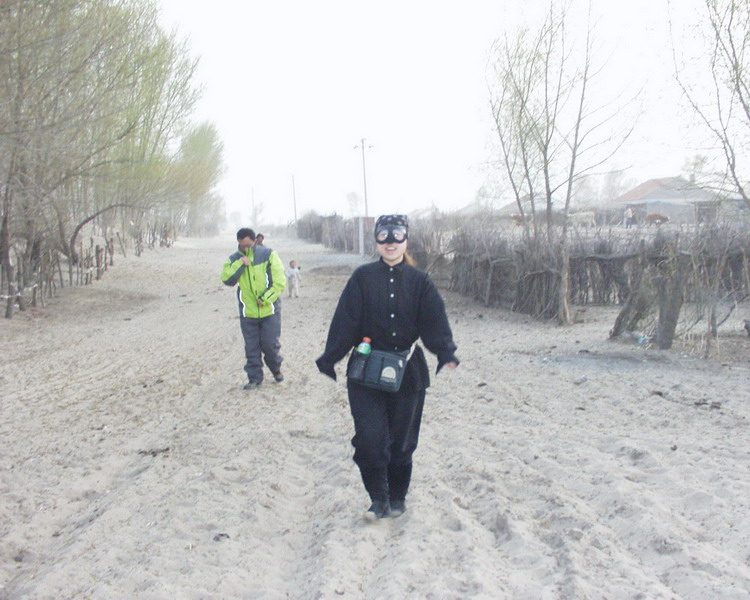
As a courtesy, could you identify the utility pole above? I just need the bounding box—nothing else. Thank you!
[291,175,297,224]
[354,138,373,217]
[251,187,255,224]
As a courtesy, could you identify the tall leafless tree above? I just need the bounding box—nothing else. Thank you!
[672,0,750,210]
[489,1,633,323]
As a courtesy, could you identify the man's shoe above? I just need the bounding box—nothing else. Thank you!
[272,371,284,383]
[243,382,261,390]
[388,500,406,518]
[364,500,390,522]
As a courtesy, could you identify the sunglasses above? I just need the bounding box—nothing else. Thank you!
[375,226,407,244]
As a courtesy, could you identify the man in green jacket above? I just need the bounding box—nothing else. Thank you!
[222,228,286,389]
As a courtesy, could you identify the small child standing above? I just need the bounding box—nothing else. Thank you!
[286,260,302,298]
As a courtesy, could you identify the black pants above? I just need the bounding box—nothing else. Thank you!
[239,311,282,383]
[346,350,428,502]
[347,382,425,467]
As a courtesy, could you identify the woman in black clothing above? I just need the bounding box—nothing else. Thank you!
[315,215,459,521]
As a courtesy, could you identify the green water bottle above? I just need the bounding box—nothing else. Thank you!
[356,337,372,355]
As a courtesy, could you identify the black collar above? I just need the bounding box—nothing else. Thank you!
[378,257,405,270]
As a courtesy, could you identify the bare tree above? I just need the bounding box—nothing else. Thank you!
[489,1,633,323]
[347,191,363,216]
[672,0,750,209]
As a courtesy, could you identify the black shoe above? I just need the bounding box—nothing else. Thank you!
[388,500,406,518]
[243,382,261,390]
[272,371,284,383]
[364,500,390,522]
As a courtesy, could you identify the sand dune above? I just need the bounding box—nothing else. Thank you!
[1,235,749,599]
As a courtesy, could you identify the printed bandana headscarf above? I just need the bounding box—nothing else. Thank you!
[374,214,409,244]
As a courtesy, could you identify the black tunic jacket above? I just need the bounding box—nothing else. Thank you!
[315,258,459,387]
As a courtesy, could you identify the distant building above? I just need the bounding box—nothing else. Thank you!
[451,200,498,218]
[610,176,745,224]
[449,194,564,219]
[495,195,566,216]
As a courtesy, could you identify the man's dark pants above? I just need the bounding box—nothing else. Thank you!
[240,311,282,384]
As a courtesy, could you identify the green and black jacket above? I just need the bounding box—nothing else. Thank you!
[221,245,286,318]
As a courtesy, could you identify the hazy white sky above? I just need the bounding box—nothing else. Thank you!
[158,0,707,226]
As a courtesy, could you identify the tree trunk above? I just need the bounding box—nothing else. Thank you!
[557,245,571,325]
[4,264,15,319]
[655,256,690,350]
[610,242,649,338]
[1,179,15,319]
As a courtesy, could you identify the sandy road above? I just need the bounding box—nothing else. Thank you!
[2,234,749,599]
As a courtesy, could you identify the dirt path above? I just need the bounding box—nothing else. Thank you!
[1,235,749,599]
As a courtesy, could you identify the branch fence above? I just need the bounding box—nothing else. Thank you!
[297,211,750,353]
